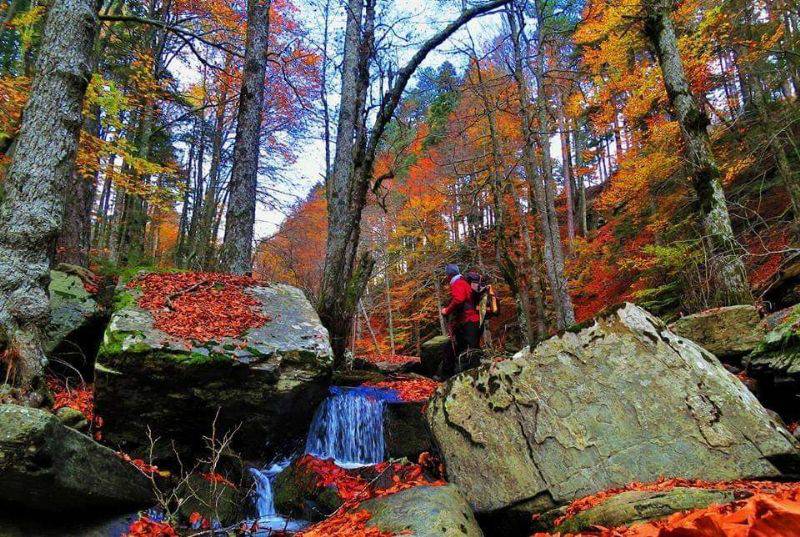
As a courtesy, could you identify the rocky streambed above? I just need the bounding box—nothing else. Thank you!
[3,270,800,536]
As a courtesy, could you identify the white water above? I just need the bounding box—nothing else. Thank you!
[249,460,307,534]
[304,386,399,467]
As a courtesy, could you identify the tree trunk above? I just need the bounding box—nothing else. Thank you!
[643,0,752,306]
[508,2,575,329]
[56,107,100,267]
[0,0,100,389]
[220,0,271,274]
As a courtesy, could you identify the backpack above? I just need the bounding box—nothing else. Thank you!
[464,272,498,323]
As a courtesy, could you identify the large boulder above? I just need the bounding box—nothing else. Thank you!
[359,485,483,537]
[0,404,153,512]
[744,304,800,417]
[669,305,764,359]
[427,303,799,533]
[384,401,436,460]
[44,268,104,369]
[93,280,332,463]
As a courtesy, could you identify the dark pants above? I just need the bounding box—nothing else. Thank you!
[441,321,481,377]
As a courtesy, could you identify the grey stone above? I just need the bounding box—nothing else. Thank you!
[93,280,333,463]
[360,485,483,537]
[670,305,764,359]
[384,401,436,460]
[55,405,89,432]
[745,304,800,382]
[427,303,799,522]
[420,335,450,376]
[555,487,736,533]
[44,269,101,355]
[0,404,153,512]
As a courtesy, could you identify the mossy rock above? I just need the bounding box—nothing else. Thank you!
[555,487,736,534]
[420,335,450,377]
[0,404,153,512]
[669,305,764,359]
[360,485,482,537]
[94,278,333,464]
[273,459,344,521]
[176,474,244,527]
[745,304,800,381]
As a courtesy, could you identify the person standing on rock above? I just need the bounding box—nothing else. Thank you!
[441,264,482,376]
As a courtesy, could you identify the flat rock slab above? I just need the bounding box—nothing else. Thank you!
[669,305,764,359]
[94,280,332,462]
[0,404,153,513]
[427,303,799,522]
[555,487,736,533]
[360,485,483,537]
[45,268,102,356]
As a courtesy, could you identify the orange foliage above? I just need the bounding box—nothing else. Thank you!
[129,272,268,342]
[115,451,168,477]
[298,509,396,537]
[362,378,440,402]
[359,353,421,366]
[201,471,236,489]
[123,516,178,537]
[46,375,95,423]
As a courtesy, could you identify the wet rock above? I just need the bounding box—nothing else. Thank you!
[427,303,800,535]
[669,305,764,360]
[93,281,332,464]
[0,404,153,512]
[273,458,344,521]
[420,335,450,377]
[0,508,139,537]
[359,485,483,537]
[384,401,436,460]
[554,487,736,534]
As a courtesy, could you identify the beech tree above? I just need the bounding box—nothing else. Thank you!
[220,0,271,274]
[317,0,513,365]
[642,0,753,306]
[0,0,101,390]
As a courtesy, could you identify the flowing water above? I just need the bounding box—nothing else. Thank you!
[305,386,400,467]
[248,385,400,533]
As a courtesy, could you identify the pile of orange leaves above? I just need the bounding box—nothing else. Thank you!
[298,509,395,537]
[537,479,800,536]
[129,272,268,342]
[360,352,421,366]
[46,375,95,423]
[123,516,177,537]
[362,377,440,402]
[297,454,444,505]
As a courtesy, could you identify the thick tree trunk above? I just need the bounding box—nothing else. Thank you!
[220,0,271,274]
[56,107,100,267]
[0,0,100,389]
[643,0,752,306]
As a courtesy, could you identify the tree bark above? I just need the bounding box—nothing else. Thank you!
[643,0,752,306]
[317,0,512,366]
[0,0,100,389]
[220,0,271,274]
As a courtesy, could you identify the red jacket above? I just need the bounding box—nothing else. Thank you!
[443,276,480,325]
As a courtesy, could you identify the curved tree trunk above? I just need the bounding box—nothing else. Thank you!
[643,0,752,306]
[0,0,100,390]
[220,0,271,274]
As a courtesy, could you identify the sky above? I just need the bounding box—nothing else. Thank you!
[254,0,510,240]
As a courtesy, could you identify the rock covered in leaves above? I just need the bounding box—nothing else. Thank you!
[669,304,764,359]
[553,487,736,534]
[0,404,153,512]
[358,484,483,537]
[93,273,332,463]
[427,303,800,532]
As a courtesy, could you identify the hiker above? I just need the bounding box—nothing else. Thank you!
[440,264,482,376]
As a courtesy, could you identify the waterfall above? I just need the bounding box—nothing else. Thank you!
[249,460,307,533]
[305,386,400,467]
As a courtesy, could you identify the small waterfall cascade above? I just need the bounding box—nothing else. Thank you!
[248,460,307,533]
[305,385,400,467]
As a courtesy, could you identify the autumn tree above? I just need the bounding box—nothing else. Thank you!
[0,0,101,390]
[318,0,513,366]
